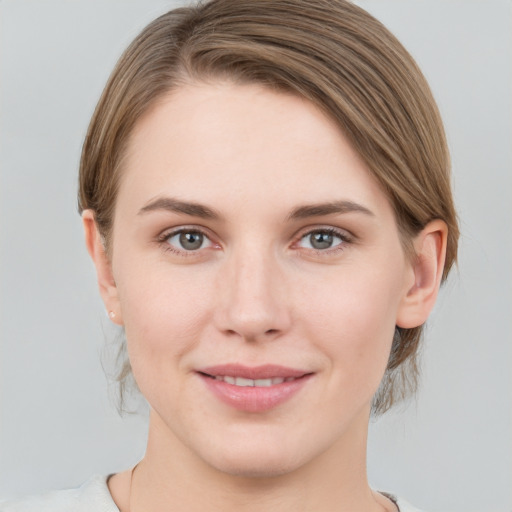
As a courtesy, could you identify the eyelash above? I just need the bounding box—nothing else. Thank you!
[157,227,215,257]
[156,226,354,257]
[294,227,353,255]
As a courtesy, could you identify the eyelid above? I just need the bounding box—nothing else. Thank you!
[294,224,354,240]
[155,224,355,257]
[292,225,355,252]
[157,225,220,255]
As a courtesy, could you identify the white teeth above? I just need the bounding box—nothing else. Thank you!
[215,376,294,387]
[235,377,254,387]
[254,379,272,387]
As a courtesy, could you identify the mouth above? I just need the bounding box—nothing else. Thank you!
[197,364,313,412]
[203,375,298,387]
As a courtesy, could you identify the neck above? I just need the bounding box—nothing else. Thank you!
[125,406,389,512]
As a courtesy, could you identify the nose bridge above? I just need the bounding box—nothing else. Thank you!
[215,239,290,340]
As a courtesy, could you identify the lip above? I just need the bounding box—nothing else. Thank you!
[197,364,313,413]
[198,364,309,380]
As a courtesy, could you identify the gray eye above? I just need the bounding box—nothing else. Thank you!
[166,231,209,251]
[179,232,204,250]
[298,230,344,250]
[309,232,334,249]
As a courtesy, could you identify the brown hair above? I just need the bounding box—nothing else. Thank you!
[78,0,459,414]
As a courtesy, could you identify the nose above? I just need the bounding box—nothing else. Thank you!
[214,246,292,342]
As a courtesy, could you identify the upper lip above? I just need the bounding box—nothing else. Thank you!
[197,364,310,380]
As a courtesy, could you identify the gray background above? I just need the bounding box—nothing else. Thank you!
[1,1,511,510]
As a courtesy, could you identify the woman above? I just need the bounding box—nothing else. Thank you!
[2,0,459,510]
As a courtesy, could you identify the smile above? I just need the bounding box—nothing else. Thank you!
[210,376,297,387]
[197,364,313,412]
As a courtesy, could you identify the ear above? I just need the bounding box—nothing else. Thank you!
[82,210,123,325]
[396,219,448,329]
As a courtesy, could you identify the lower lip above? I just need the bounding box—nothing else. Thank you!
[199,374,312,413]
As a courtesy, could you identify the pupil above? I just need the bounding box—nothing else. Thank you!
[311,232,332,249]
[179,232,203,250]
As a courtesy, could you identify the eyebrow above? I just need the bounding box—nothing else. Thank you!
[138,196,374,221]
[138,197,220,219]
[287,200,375,220]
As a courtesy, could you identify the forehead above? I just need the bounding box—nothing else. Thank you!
[119,81,393,220]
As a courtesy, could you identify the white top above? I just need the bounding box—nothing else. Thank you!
[0,475,424,512]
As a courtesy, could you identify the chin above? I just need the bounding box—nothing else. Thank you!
[199,433,309,480]
[211,455,301,479]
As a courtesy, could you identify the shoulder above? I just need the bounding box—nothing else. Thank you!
[0,475,119,512]
[380,492,427,512]
[392,495,427,512]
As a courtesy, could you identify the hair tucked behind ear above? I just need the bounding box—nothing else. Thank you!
[79,0,459,415]
[371,327,418,414]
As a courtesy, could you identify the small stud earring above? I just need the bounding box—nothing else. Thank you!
[108,311,116,319]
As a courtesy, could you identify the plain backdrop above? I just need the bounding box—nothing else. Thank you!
[1,1,511,510]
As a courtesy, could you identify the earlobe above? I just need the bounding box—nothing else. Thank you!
[82,210,123,325]
[396,219,448,329]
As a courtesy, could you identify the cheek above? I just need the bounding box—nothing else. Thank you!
[299,267,402,394]
[115,264,213,378]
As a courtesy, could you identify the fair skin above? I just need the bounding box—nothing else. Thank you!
[84,82,447,512]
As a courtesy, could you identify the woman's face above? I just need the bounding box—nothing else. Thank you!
[104,82,417,476]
